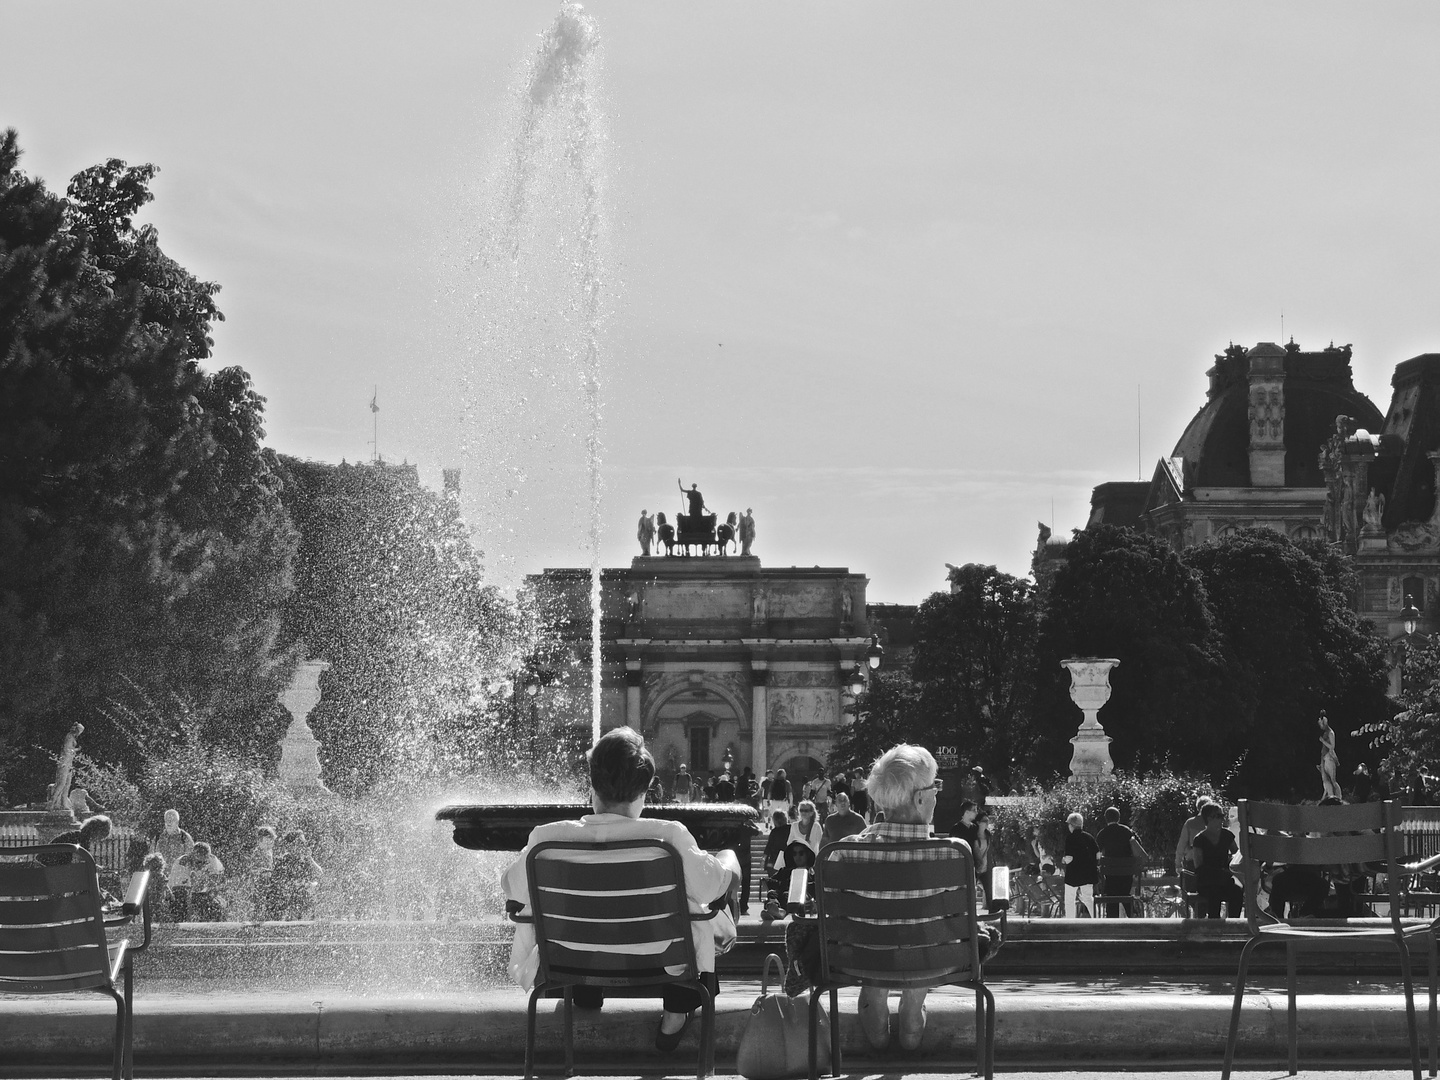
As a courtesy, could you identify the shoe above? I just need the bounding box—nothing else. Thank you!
[898,1003,926,1051]
[655,1011,691,1053]
[571,986,603,1010]
[857,990,890,1050]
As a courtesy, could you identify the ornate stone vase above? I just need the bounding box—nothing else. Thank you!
[436,802,760,853]
[1063,657,1119,783]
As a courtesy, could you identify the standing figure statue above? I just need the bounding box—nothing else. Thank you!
[1363,489,1385,532]
[1317,711,1343,801]
[637,509,656,555]
[677,479,707,519]
[46,722,85,813]
[739,508,756,557]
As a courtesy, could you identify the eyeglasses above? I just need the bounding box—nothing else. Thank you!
[919,778,944,793]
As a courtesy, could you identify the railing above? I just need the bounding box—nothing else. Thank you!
[0,825,140,871]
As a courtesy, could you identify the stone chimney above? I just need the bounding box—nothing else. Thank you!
[1246,342,1287,486]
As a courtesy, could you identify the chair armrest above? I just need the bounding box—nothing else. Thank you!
[123,870,151,916]
[1405,852,1440,876]
[104,870,153,951]
[505,899,533,924]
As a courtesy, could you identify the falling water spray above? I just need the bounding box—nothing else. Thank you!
[470,3,608,746]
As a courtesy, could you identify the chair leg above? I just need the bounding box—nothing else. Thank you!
[808,986,822,1080]
[525,987,541,1080]
[1400,935,1422,1080]
[123,958,134,1080]
[974,984,985,1076]
[562,988,574,1078]
[1286,942,1297,1076]
[1429,933,1438,1077]
[108,989,124,1080]
[829,985,840,1078]
[1222,936,1261,1080]
[981,983,996,1080]
[698,982,715,1080]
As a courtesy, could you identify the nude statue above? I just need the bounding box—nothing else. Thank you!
[46,722,85,813]
[1317,712,1342,801]
[739,508,756,557]
[637,510,655,555]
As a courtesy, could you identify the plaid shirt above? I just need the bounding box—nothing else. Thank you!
[834,819,957,905]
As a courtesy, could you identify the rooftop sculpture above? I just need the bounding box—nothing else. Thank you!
[637,482,755,557]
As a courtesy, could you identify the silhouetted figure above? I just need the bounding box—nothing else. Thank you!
[678,479,706,517]
[656,512,675,555]
[717,512,737,554]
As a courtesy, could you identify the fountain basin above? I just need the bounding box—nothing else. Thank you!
[436,802,760,852]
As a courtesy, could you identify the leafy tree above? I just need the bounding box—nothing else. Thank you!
[828,667,923,776]
[279,458,524,793]
[1035,525,1240,783]
[1361,633,1440,787]
[909,564,1038,786]
[1187,528,1390,796]
[0,131,296,793]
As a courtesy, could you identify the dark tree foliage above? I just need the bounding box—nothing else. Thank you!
[1035,526,1240,782]
[1186,528,1391,796]
[0,131,296,792]
[908,564,1038,787]
[1362,633,1440,787]
[278,458,522,794]
[827,667,923,777]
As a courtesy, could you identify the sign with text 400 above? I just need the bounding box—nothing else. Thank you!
[934,745,960,770]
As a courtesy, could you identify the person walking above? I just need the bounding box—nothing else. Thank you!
[1062,812,1099,918]
[1096,806,1148,917]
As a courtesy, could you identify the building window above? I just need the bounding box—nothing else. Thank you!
[689,727,710,772]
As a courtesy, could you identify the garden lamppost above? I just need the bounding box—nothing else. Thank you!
[1403,594,1421,637]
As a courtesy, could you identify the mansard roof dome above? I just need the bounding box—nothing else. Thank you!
[1171,342,1384,488]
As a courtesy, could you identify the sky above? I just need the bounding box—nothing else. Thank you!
[4,2,1440,603]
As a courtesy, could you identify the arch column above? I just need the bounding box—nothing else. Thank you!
[625,659,643,729]
[749,660,769,773]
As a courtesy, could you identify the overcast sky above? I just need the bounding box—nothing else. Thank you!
[5,2,1439,603]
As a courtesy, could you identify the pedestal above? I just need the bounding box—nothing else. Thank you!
[1063,657,1119,783]
[279,659,331,793]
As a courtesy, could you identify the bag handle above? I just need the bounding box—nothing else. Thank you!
[760,951,784,995]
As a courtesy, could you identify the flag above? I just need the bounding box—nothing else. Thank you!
[369,389,379,414]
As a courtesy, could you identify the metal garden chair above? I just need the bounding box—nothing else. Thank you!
[0,844,151,1080]
[511,838,721,1080]
[1222,799,1438,1080]
[808,837,1003,1080]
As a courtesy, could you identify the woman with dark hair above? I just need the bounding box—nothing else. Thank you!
[502,726,741,1053]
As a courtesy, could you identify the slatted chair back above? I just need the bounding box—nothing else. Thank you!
[1236,799,1405,931]
[527,838,703,990]
[814,837,982,989]
[0,847,114,995]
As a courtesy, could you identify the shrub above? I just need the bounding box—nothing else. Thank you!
[140,743,300,867]
[986,770,1215,873]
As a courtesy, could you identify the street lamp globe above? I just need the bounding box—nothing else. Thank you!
[1402,594,1421,637]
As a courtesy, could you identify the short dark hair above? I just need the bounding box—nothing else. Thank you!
[256,825,277,840]
[1105,806,1121,824]
[588,726,655,804]
[1201,802,1225,822]
[959,799,977,815]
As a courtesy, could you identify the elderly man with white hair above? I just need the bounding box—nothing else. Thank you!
[841,743,948,1052]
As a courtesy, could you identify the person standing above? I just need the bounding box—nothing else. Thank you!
[768,768,792,819]
[821,791,867,847]
[1191,802,1242,918]
[152,808,194,869]
[672,763,694,804]
[1062,812,1099,918]
[637,510,656,555]
[1095,806,1148,917]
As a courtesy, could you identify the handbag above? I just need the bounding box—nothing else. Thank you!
[736,953,831,1080]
